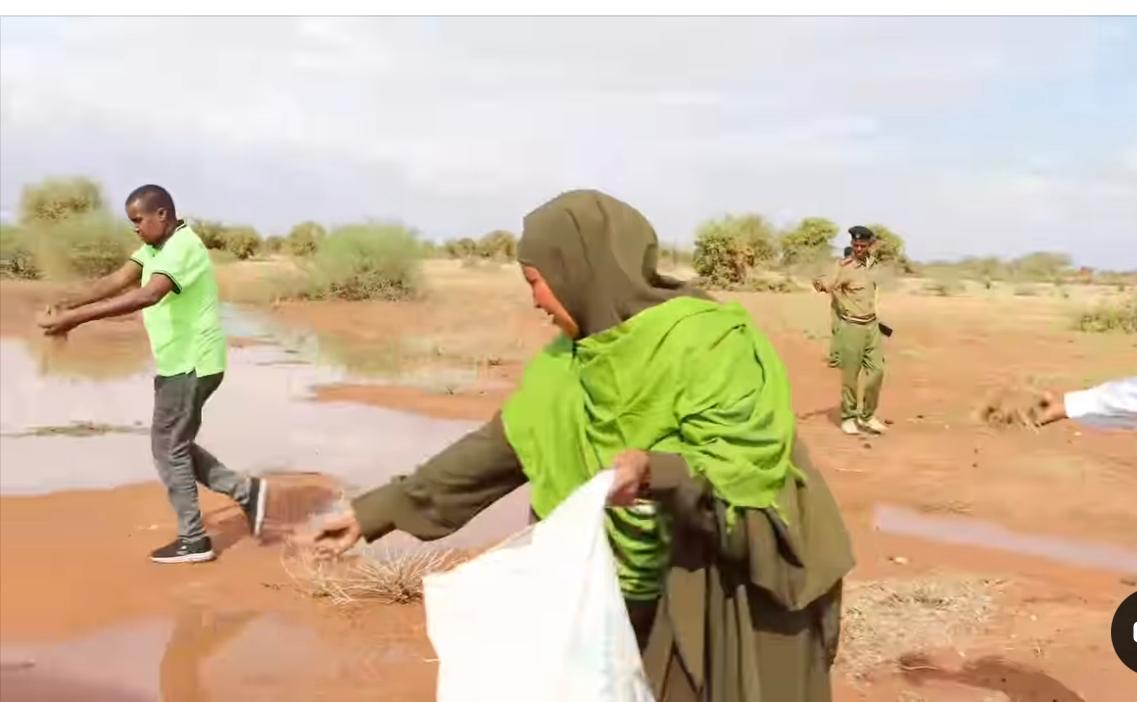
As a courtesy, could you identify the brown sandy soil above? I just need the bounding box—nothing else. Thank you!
[3,266,1135,700]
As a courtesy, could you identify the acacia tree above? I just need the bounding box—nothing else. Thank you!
[865,223,911,270]
[692,214,778,287]
[780,217,838,265]
[19,177,104,225]
[286,221,326,256]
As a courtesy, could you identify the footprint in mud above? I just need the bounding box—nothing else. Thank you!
[899,653,1086,702]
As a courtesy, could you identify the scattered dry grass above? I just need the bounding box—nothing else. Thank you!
[837,575,1001,680]
[282,542,466,605]
[3,420,147,438]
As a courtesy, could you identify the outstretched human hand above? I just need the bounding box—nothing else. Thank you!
[292,510,363,558]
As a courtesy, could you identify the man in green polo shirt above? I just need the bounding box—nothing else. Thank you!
[37,184,267,564]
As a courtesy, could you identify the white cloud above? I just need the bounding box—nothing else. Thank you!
[1,16,1133,266]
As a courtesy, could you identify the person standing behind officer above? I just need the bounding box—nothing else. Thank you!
[826,245,854,367]
[813,226,886,435]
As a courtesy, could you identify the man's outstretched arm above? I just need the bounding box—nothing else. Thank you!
[38,273,174,336]
[1040,377,1137,429]
[54,260,143,310]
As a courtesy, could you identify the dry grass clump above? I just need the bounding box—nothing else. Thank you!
[837,575,1001,680]
[974,384,1045,429]
[282,542,465,605]
[1073,294,1137,334]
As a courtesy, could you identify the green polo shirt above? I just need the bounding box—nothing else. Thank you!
[130,222,227,377]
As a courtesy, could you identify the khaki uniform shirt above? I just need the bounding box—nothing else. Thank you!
[826,256,878,323]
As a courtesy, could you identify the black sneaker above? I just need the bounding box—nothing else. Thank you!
[149,537,215,564]
[242,477,269,537]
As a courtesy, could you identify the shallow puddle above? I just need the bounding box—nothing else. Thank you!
[0,607,425,701]
[0,313,529,549]
[873,503,1137,574]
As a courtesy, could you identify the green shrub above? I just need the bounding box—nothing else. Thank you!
[444,237,478,259]
[1073,296,1137,334]
[0,226,40,279]
[292,223,422,301]
[31,212,136,279]
[190,219,228,250]
[476,230,517,260]
[222,226,261,260]
[262,235,285,254]
[863,223,914,272]
[1009,252,1072,283]
[780,217,837,266]
[286,221,326,257]
[19,177,104,225]
[693,214,777,288]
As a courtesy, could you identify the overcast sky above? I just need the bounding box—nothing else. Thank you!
[1,16,1134,267]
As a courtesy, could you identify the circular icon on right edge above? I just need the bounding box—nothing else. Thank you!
[1113,590,1137,674]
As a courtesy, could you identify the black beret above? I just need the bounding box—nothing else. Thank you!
[849,225,875,241]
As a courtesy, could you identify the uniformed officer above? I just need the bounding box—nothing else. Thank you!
[813,226,886,435]
[827,245,854,367]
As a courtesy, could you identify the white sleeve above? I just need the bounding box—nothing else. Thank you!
[1063,376,1137,429]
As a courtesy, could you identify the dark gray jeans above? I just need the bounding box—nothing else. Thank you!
[152,372,249,541]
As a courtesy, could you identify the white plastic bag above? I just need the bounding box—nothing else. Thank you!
[423,471,656,702]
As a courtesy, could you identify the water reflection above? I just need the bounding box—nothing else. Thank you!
[220,303,485,386]
[21,330,151,381]
[2,300,528,548]
[7,302,447,383]
[158,608,256,702]
[874,503,1137,574]
[0,609,352,701]
[0,336,529,549]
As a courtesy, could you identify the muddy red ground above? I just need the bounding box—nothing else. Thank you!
[2,274,1134,700]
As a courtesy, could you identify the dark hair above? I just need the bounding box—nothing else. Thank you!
[125,184,176,216]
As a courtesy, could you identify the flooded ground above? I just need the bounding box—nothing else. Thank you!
[2,271,1135,701]
[0,305,530,549]
[873,504,1137,576]
[0,605,438,701]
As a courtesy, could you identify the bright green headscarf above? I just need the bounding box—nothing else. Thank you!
[502,191,800,600]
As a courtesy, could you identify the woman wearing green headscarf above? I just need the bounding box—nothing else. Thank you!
[304,190,854,701]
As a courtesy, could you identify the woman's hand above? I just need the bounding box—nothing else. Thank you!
[607,449,650,506]
[292,510,363,558]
